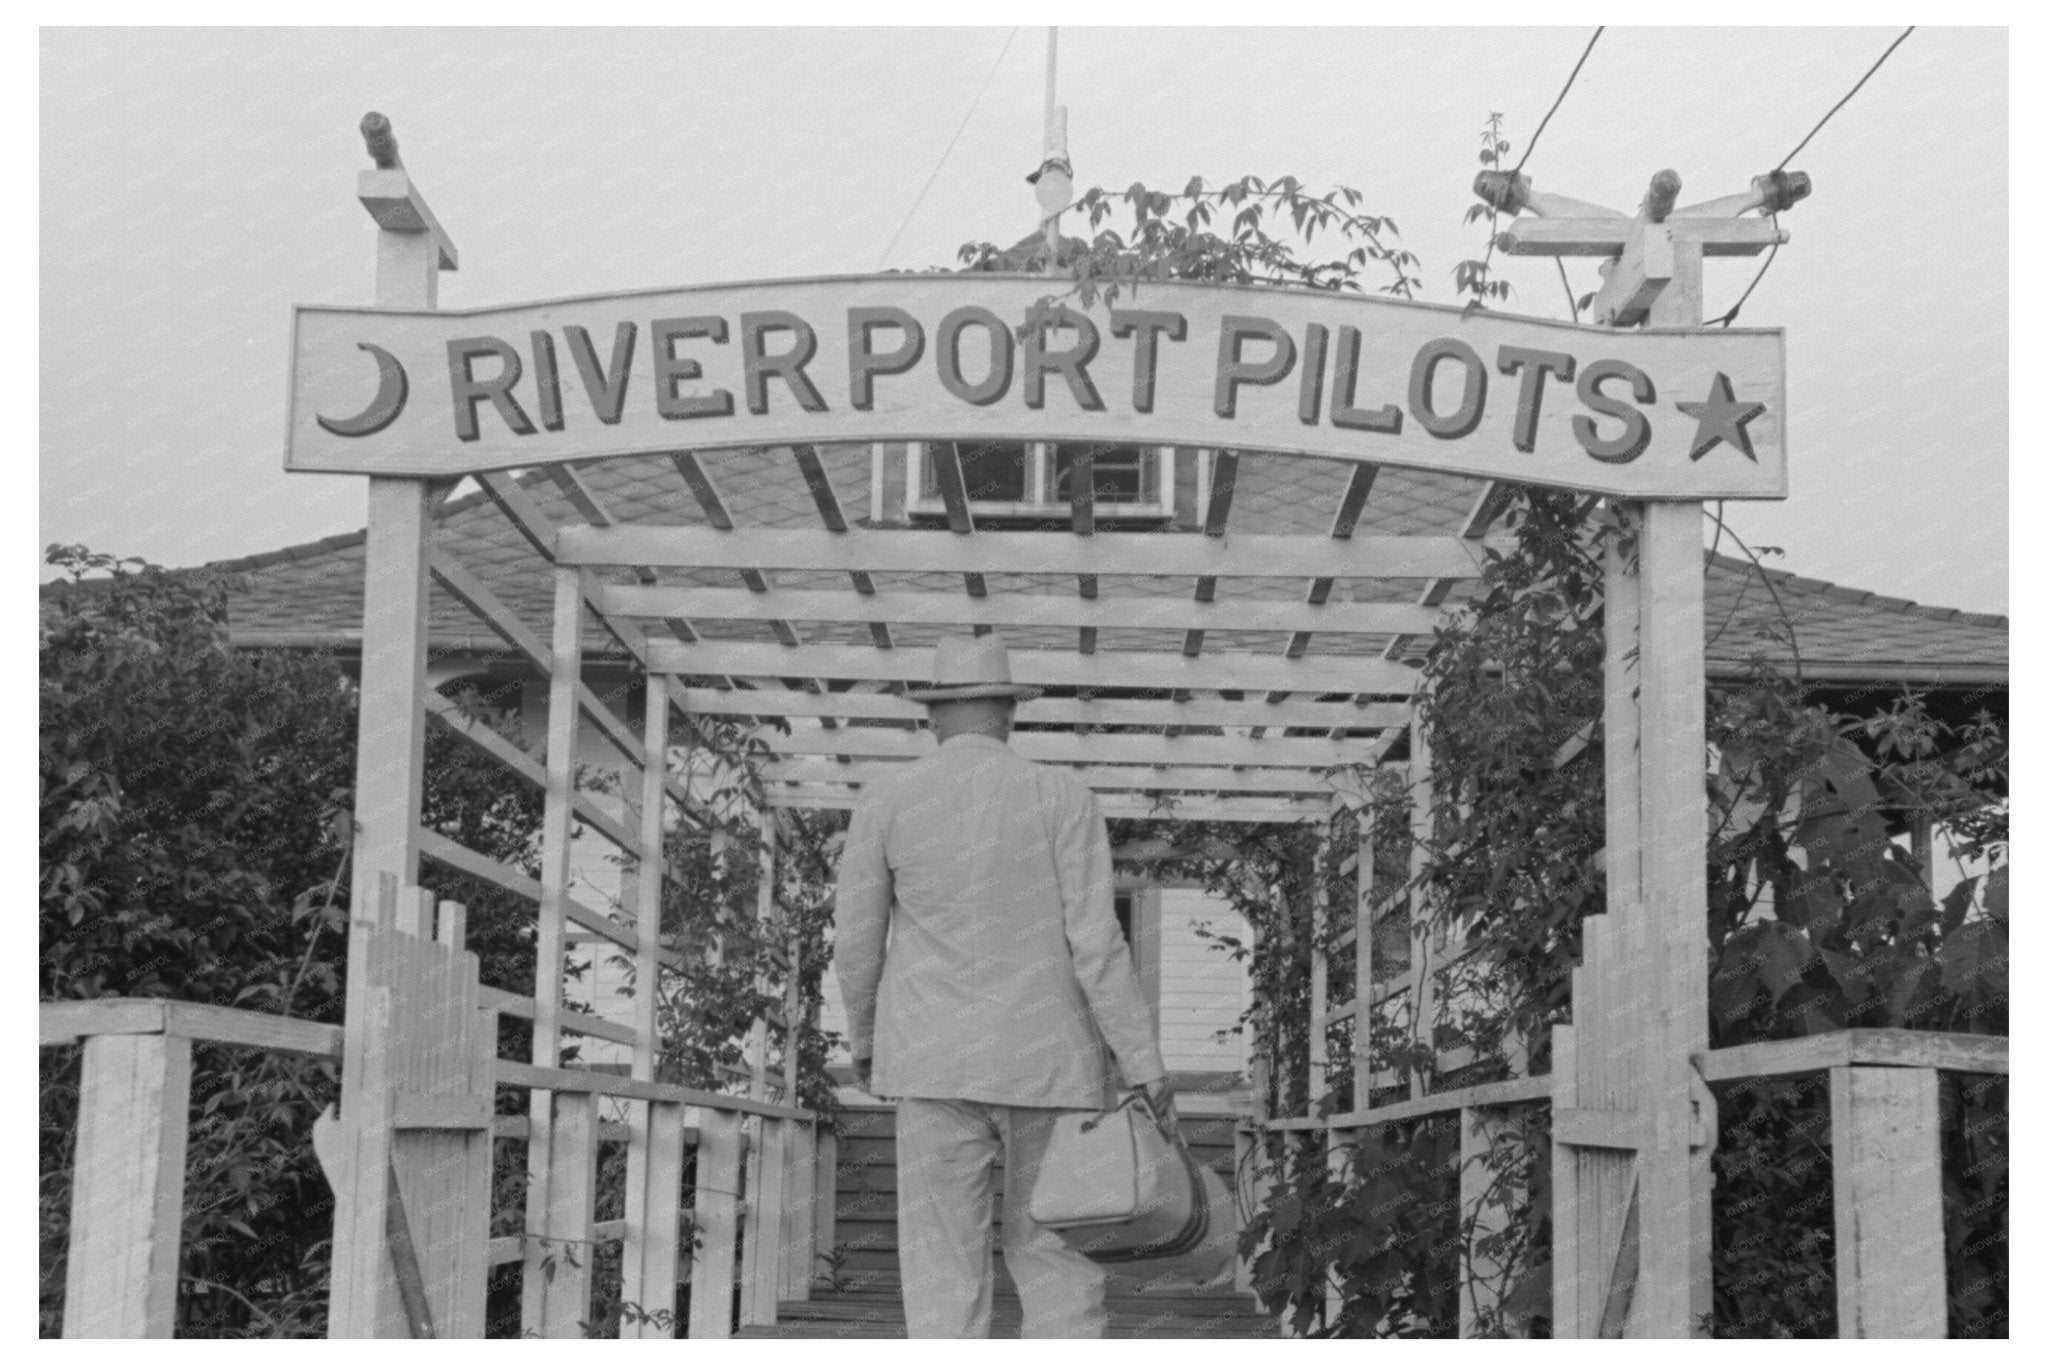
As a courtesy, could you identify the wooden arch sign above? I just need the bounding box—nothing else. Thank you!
[286,273,1786,500]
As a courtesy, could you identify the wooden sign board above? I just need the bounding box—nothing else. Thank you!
[286,274,1786,499]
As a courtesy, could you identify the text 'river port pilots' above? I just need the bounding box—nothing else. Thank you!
[292,276,1785,499]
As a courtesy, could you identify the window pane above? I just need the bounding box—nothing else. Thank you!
[925,441,1030,502]
[1053,444,1150,504]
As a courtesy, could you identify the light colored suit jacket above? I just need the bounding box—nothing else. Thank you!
[833,733,1165,1110]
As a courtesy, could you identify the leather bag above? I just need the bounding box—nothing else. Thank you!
[1028,1091,1236,1288]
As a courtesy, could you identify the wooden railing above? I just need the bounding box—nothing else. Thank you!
[40,997,829,1339]
[1246,1027,2008,1338]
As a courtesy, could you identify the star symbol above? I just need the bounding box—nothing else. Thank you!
[1676,372,1766,462]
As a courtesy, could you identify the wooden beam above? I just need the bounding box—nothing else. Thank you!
[494,1060,808,1121]
[597,583,1442,637]
[418,828,672,973]
[474,470,681,671]
[1499,215,1784,257]
[926,441,987,603]
[652,641,1418,695]
[422,693,642,857]
[1386,479,1509,658]
[556,525,1483,582]
[1694,1029,2009,1082]
[674,685,1410,730]
[39,998,343,1057]
[479,984,637,1046]
[763,788,1334,822]
[759,727,1388,768]
[357,166,458,269]
[764,757,1358,795]
[1271,1073,1549,1130]
[1291,460,1379,657]
[430,550,551,669]
[791,444,891,649]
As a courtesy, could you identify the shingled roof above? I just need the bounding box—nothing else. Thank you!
[211,446,2006,686]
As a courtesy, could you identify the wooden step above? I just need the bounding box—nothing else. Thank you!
[739,1282,1278,1339]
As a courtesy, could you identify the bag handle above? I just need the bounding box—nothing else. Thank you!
[1079,1086,1172,1138]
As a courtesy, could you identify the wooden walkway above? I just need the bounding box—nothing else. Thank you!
[735,1268,1279,1339]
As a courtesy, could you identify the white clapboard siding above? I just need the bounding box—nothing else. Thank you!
[1155,888,1251,1073]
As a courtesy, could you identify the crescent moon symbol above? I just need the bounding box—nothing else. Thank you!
[317,343,409,437]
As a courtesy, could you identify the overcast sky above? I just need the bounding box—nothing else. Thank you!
[39,25,2007,614]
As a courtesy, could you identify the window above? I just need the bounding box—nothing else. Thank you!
[935,441,1032,503]
[907,441,1177,522]
[1053,444,1153,505]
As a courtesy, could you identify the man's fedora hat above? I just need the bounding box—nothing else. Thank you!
[904,633,1043,704]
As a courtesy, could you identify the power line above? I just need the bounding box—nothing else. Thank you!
[1512,26,1605,175]
[1711,27,1914,325]
[1705,214,1780,327]
[1556,258,1580,323]
[874,27,1021,271]
[1471,27,1604,311]
[1777,26,1915,170]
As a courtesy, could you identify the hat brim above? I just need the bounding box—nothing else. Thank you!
[904,682,1043,704]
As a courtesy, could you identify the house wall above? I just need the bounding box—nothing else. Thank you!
[1152,887,1252,1074]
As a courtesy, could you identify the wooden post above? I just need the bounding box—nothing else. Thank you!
[534,1092,599,1338]
[63,1034,192,1338]
[329,886,402,1336]
[811,1129,839,1290]
[1308,827,1330,1111]
[1458,1106,1522,1337]
[621,674,682,1336]
[1233,1116,1259,1295]
[439,897,494,1340]
[1407,712,1434,1101]
[781,1121,816,1301]
[738,1116,787,1326]
[1491,168,1796,1335]
[688,1110,744,1337]
[522,566,588,1334]
[1830,1066,1945,1338]
[746,807,777,1105]
[1353,818,1375,1112]
[332,119,452,1336]
[347,126,442,936]
[1549,1022,1582,1335]
[1635,493,1712,1339]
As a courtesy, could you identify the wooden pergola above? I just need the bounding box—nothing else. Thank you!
[43,117,2006,1343]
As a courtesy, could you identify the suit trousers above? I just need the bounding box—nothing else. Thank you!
[894,1097,1110,1338]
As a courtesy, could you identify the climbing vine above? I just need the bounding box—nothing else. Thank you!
[1031,121,2006,1337]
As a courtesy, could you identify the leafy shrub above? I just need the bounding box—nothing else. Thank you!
[39,546,545,1335]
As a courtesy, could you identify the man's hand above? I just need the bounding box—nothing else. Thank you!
[1139,1077,1179,1140]
[853,1054,874,1093]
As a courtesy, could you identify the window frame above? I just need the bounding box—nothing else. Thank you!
[904,441,1180,521]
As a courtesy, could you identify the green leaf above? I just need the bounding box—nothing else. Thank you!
[1984,866,2008,922]
[1754,921,1816,1004]
[1939,919,2006,1008]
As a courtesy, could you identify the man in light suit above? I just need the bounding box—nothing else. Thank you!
[833,633,1174,1338]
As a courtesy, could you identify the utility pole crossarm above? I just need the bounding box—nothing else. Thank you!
[1473,167,1809,327]
[356,112,459,273]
